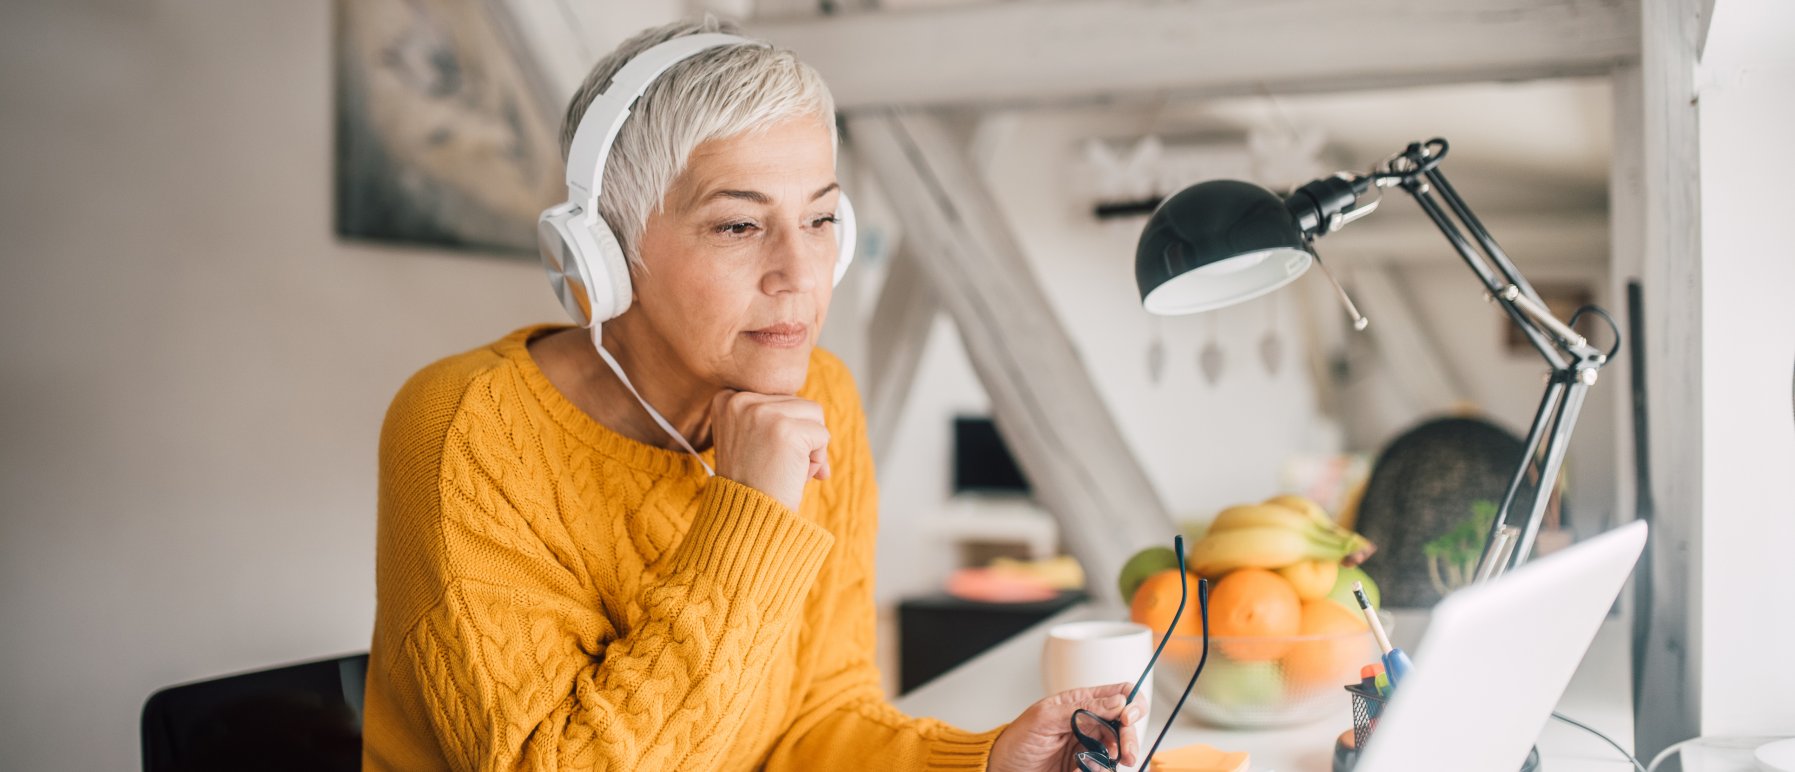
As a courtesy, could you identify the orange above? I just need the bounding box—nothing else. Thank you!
[1130,568,1203,640]
[1281,599,1372,689]
[1277,559,1339,601]
[1208,568,1302,660]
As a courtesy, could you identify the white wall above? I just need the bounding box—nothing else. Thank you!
[0,2,676,769]
[1696,0,1795,736]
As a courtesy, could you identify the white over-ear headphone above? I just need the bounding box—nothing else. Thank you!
[538,32,857,329]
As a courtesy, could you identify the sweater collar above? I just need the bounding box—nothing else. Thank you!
[498,324,718,479]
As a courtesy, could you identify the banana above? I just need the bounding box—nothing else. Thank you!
[1261,495,1377,564]
[1189,526,1352,577]
[1208,504,1324,536]
[1208,503,1365,552]
[1194,496,1378,578]
[1263,495,1334,526]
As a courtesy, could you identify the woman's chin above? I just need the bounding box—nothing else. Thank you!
[729,349,813,395]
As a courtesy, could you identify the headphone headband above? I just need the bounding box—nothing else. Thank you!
[564,33,765,206]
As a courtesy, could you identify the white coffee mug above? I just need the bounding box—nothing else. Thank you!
[1042,620,1153,767]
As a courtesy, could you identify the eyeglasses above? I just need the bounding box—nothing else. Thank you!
[1072,535,1211,772]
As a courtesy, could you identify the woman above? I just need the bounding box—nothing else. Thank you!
[362,18,1143,771]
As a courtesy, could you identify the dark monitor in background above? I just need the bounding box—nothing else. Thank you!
[952,416,1030,496]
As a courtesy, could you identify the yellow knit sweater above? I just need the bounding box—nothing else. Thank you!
[362,325,1001,771]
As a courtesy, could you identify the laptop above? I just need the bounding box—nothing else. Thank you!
[1354,520,1648,772]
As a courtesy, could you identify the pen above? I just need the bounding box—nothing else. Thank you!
[1354,582,1413,690]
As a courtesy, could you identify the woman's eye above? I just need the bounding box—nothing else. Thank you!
[810,215,839,229]
[716,221,759,236]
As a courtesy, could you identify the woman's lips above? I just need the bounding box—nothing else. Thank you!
[744,323,808,348]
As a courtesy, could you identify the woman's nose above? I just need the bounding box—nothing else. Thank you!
[761,228,822,295]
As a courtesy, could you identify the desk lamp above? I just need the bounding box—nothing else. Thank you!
[1135,139,1619,578]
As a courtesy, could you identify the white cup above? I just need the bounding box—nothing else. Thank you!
[1042,621,1153,768]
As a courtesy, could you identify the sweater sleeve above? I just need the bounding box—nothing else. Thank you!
[761,364,1006,771]
[386,399,836,771]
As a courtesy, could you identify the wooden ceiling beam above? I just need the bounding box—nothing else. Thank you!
[756,0,1640,110]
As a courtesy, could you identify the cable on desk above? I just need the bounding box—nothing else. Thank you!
[1549,712,1644,771]
[1645,737,1699,772]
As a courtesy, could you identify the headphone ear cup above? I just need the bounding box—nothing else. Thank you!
[538,204,633,327]
[832,192,857,288]
[586,223,634,323]
[538,204,597,327]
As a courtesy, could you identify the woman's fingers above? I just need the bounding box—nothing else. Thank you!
[988,682,1140,772]
[1119,702,1144,766]
[1059,683,1141,766]
[1072,682,1133,711]
[712,390,831,511]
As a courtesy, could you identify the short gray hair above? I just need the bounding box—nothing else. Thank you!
[559,17,839,267]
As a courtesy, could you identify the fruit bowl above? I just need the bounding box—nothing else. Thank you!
[1150,611,1391,729]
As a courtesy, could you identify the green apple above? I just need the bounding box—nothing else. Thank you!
[1326,565,1381,615]
[1194,658,1283,707]
[1118,546,1180,604]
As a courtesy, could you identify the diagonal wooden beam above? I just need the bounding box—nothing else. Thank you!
[864,246,939,464]
[756,0,1640,110]
[849,109,1174,604]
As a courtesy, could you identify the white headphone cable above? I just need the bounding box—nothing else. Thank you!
[589,324,715,476]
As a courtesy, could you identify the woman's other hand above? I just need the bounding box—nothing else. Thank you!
[988,682,1144,772]
[711,389,831,511]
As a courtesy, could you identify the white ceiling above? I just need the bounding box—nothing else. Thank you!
[1072,76,1615,216]
[1195,77,1614,199]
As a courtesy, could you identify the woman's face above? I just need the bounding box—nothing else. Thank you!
[627,116,840,397]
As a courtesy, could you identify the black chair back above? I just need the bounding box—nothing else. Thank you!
[141,653,368,772]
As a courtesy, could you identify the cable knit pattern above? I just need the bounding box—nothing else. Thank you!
[363,325,1002,771]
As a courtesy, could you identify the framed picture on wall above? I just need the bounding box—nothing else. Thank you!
[332,0,564,256]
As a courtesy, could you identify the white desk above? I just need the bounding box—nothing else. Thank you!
[896,604,1639,771]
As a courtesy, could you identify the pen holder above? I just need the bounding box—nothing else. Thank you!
[1345,683,1385,751]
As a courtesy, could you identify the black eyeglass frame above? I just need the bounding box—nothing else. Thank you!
[1071,536,1212,772]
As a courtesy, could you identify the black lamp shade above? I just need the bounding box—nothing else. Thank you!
[1135,180,1314,315]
